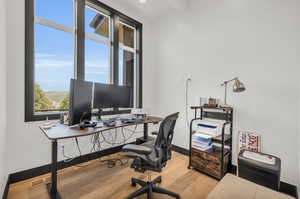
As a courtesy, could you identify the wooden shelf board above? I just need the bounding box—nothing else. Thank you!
[191,106,233,111]
[212,134,232,143]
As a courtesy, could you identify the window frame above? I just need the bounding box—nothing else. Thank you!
[25,0,143,122]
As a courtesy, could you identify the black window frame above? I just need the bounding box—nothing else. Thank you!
[25,0,143,122]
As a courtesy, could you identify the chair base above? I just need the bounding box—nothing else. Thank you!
[126,176,181,199]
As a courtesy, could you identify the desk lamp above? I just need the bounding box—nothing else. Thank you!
[221,77,246,106]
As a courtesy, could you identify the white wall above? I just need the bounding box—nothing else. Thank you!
[6,0,156,175]
[298,85,300,190]
[0,0,7,196]
[150,0,300,185]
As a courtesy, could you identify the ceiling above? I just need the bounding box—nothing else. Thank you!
[120,0,189,19]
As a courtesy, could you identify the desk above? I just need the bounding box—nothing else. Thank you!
[39,116,162,199]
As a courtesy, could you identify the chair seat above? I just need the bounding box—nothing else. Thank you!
[124,140,155,158]
[141,140,155,148]
[124,139,163,171]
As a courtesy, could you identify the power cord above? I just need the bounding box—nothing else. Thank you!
[62,145,75,163]
[185,78,192,128]
[90,133,104,153]
[62,122,141,168]
[100,157,128,168]
[99,125,139,168]
[99,125,138,145]
[75,137,82,156]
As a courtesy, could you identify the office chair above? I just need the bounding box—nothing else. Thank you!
[122,112,180,199]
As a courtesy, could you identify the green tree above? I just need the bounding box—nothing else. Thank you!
[34,84,54,111]
[59,94,69,110]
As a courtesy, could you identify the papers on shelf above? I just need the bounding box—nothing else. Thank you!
[192,144,213,152]
[193,132,212,140]
[192,133,213,152]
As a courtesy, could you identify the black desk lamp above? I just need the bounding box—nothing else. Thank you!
[221,77,246,105]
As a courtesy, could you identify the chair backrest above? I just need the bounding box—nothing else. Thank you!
[154,112,179,164]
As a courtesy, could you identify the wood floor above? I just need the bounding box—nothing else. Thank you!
[8,152,218,199]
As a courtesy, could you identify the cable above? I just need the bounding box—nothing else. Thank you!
[123,124,140,133]
[79,112,89,123]
[90,133,104,153]
[63,122,141,167]
[121,128,126,145]
[185,78,192,128]
[113,129,118,146]
[100,124,138,145]
[100,158,129,168]
[62,146,75,163]
[75,138,82,156]
[62,138,82,163]
[99,124,139,168]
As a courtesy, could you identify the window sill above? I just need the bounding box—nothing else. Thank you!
[25,112,61,122]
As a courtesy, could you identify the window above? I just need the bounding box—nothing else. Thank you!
[85,7,110,83]
[34,0,75,114]
[119,22,136,87]
[25,0,143,121]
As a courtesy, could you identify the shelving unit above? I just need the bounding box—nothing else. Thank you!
[188,106,233,179]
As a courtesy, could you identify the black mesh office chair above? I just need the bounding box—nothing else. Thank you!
[122,112,180,199]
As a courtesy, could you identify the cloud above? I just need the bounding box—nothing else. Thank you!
[85,71,108,75]
[36,53,55,58]
[35,55,109,69]
[85,61,109,69]
[36,58,73,68]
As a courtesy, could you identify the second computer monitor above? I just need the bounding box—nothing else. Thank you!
[93,82,132,109]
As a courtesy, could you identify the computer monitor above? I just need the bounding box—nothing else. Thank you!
[69,79,93,125]
[113,85,133,108]
[93,82,133,109]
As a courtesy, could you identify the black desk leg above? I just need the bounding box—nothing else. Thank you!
[47,140,62,199]
[143,123,148,141]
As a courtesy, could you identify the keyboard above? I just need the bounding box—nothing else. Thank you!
[121,117,145,123]
[99,115,145,126]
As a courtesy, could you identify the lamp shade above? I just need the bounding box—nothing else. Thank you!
[233,79,246,93]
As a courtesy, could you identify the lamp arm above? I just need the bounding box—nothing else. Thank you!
[221,77,238,86]
[221,77,238,105]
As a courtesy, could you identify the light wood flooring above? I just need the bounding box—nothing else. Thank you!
[8,152,218,199]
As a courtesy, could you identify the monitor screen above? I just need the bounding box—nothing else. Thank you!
[69,79,93,125]
[94,83,132,109]
[113,85,133,108]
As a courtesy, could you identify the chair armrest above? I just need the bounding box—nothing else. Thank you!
[122,144,152,155]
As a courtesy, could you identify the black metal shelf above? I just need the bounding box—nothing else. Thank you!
[188,106,233,180]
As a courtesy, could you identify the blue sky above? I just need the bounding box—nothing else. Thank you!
[35,0,112,92]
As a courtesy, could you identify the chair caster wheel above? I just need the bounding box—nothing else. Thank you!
[131,182,137,187]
